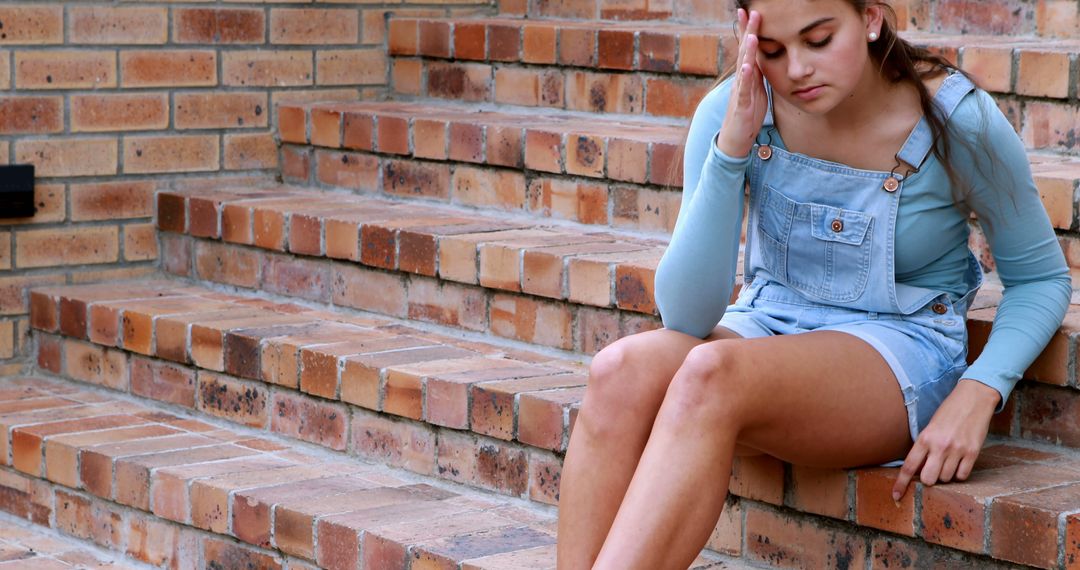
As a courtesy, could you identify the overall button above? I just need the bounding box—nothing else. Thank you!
[931,303,948,315]
[757,145,773,160]
[830,219,843,232]
[883,177,900,192]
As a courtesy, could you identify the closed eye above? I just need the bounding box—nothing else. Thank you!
[760,35,832,59]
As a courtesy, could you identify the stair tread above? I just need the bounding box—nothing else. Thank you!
[0,375,734,570]
[0,511,153,569]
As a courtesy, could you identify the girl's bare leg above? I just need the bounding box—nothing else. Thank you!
[591,331,912,570]
[555,325,755,570]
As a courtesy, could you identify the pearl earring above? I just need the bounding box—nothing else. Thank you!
[869,31,879,41]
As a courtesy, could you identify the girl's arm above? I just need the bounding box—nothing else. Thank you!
[653,78,750,338]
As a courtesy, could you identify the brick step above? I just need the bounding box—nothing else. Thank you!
[0,376,751,570]
[155,184,676,348]
[16,280,1080,570]
[276,99,1080,235]
[386,16,1080,151]
[0,512,150,569]
[496,0,1079,39]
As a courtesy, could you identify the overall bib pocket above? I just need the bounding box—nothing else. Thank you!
[757,184,874,303]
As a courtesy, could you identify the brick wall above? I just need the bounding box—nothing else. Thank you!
[0,1,489,373]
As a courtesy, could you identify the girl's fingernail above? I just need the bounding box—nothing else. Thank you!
[892,492,901,501]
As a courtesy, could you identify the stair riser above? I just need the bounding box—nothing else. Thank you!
[158,234,663,354]
[391,56,1080,154]
[283,145,689,236]
[497,0,1077,39]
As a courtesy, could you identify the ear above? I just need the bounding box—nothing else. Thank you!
[864,3,885,37]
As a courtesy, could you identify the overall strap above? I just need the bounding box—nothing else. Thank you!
[894,71,976,171]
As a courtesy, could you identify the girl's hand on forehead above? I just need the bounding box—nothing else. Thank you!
[716,8,769,158]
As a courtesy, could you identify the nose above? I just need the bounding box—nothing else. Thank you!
[787,51,814,80]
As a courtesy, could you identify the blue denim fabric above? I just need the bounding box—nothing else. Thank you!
[724,72,984,461]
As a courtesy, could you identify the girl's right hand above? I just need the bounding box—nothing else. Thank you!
[716,9,769,158]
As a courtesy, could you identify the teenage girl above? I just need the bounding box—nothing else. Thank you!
[556,1,1072,568]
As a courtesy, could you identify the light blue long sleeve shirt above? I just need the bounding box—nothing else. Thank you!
[654,77,1072,407]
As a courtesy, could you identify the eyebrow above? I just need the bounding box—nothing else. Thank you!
[757,17,836,42]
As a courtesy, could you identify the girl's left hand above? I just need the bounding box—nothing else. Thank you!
[891,379,1001,501]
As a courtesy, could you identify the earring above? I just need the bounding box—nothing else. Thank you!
[869,31,879,41]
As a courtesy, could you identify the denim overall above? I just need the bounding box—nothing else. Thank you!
[721,72,983,448]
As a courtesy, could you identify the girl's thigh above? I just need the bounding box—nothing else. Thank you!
[690,329,914,468]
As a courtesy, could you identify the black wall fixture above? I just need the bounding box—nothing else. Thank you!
[0,165,35,219]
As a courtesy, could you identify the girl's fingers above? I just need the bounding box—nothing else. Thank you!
[955,454,976,481]
[939,453,961,483]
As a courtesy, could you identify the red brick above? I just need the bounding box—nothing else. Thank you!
[331,264,408,317]
[270,391,348,450]
[855,468,915,535]
[204,537,282,570]
[225,133,278,170]
[452,166,527,211]
[71,181,155,221]
[69,6,167,45]
[597,30,634,70]
[487,24,521,62]
[746,507,867,568]
[991,483,1080,567]
[223,51,313,87]
[0,96,60,135]
[392,58,422,95]
[120,51,216,88]
[405,279,487,331]
[383,160,450,199]
[317,49,385,85]
[522,23,557,64]
[131,356,196,408]
[419,20,451,58]
[559,28,595,67]
[566,71,643,114]
[71,93,168,133]
[959,45,1013,93]
[15,226,119,269]
[197,371,268,428]
[15,51,116,89]
[174,8,265,44]
[426,61,491,102]
[1016,49,1071,98]
[787,465,849,520]
[194,241,261,289]
[124,135,219,174]
[124,223,158,261]
[342,111,375,151]
[639,32,676,72]
[15,138,117,178]
[64,340,129,390]
[485,125,522,168]
[377,115,410,155]
[679,34,720,75]
[0,5,63,44]
[271,9,358,45]
[388,19,417,56]
[489,294,572,349]
[921,462,1080,554]
[55,490,124,549]
[448,23,483,61]
[175,92,267,130]
[646,77,711,119]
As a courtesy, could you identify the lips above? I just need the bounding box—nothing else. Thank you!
[792,85,825,100]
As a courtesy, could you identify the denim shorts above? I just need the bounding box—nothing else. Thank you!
[717,277,970,463]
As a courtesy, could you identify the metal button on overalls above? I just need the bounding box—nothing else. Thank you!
[831,219,843,232]
[931,303,948,315]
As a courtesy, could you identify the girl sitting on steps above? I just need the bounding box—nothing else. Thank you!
[556,0,1071,568]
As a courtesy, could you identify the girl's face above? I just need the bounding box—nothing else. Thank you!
[745,0,882,114]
